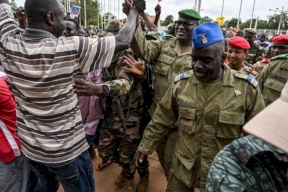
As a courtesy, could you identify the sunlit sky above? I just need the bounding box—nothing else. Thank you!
[15,0,287,22]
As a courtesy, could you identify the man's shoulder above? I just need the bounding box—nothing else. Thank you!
[243,66,259,77]
[233,72,259,88]
[271,54,288,61]
[173,70,193,84]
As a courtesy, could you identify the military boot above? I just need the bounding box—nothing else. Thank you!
[136,175,149,192]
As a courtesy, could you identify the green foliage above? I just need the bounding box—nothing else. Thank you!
[78,0,101,27]
[200,16,213,24]
[239,19,269,29]
[224,17,241,28]
[163,15,174,26]
[10,0,18,12]
[267,13,288,30]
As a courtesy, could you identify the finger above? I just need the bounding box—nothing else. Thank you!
[126,54,137,62]
[123,56,134,65]
[73,78,86,84]
[123,60,133,67]
[135,154,139,168]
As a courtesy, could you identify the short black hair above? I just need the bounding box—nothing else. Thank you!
[65,18,81,30]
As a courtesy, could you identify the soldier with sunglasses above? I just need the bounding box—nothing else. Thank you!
[125,6,201,178]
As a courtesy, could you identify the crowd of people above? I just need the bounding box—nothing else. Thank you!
[0,0,288,192]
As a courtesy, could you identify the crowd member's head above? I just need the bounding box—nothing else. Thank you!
[271,35,288,57]
[192,23,225,82]
[25,0,66,38]
[63,18,81,37]
[235,30,244,37]
[167,24,175,37]
[175,9,201,43]
[99,20,122,37]
[244,28,257,47]
[259,33,267,43]
[227,36,250,70]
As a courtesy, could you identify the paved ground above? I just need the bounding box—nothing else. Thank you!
[58,150,167,192]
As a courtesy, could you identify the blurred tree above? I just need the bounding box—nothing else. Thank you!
[10,0,18,12]
[224,17,240,28]
[267,13,288,30]
[200,16,213,23]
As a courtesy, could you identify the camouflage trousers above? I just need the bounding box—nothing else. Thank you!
[98,127,149,179]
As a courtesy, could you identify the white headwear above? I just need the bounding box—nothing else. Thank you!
[0,65,9,81]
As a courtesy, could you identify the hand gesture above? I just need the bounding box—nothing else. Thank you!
[15,7,26,20]
[123,54,145,77]
[134,150,148,168]
[134,0,146,13]
[73,78,102,96]
[154,4,161,15]
[122,0,133,16]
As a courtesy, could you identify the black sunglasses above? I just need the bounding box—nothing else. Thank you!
[175,20,198,28]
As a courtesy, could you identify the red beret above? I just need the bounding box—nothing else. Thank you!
[228,36,250,50]
[272,35,288,44]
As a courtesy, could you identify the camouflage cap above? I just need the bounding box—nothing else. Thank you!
[178,9,201,21]
[105,20,123,33]
[244,28,257,34]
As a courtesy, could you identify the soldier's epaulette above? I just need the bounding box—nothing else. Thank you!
[234,72,259,88]
[271,54,288,61]
[174,71,193,83]
[163,35,174,39]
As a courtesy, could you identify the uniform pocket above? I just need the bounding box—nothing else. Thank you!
[179,107,196,134]
[155,54,173,76]
[264,77,286,93]
[217,111,244,138]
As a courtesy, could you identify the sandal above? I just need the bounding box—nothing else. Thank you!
[95,159,113,171]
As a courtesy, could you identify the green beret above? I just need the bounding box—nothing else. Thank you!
[244,28,257,34]
[178,9,201,21]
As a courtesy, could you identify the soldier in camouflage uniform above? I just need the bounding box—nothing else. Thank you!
[74,50,145,191]
[130,8,201,177]
[256,35,288,106]
[99,20,123,37]
[135,23,265,191]
[227,36,259,77]
[207,81,288,192]
[244,28,262,65]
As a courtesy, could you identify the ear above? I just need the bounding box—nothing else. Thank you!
[45,11,55,26]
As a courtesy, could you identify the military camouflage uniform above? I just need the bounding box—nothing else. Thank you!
[98,53,149,180]
[137,65,265,191]
[246,45,263,65]
[131,24,192,175]
[206,135,288,192]
[256,54,288,106]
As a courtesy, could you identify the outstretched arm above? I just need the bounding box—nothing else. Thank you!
[114,0,146,53]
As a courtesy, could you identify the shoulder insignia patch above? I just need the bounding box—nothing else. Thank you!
[173,71,193,83]
[234,72,259,88]
[271,54,288,61]
[243,66,259,77]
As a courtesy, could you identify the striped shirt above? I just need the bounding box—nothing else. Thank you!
[0,4,115,163]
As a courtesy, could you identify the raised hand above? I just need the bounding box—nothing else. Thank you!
[123,54,145,77]
[134,0,146,13]
[15,7,26,20]
[122,0,133,16]
[154,4,161,15]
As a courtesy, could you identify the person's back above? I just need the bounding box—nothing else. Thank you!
[0,0,145,191]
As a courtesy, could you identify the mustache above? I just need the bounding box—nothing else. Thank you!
[193,68,206,73]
